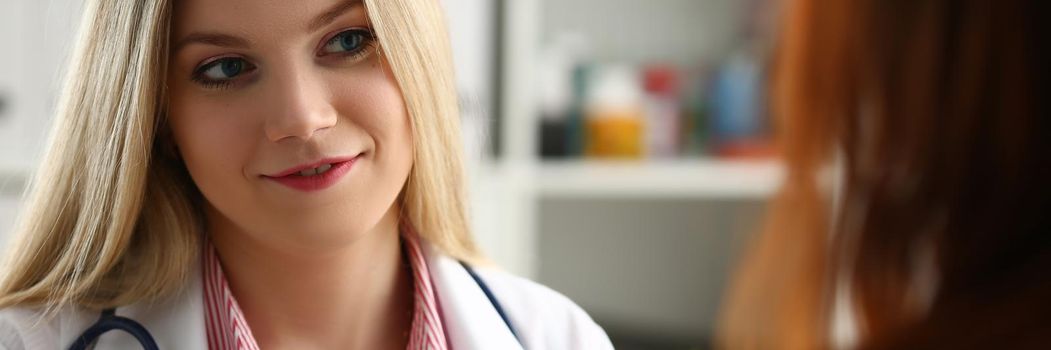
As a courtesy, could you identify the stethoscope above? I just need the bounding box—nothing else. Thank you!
[69,308,159,350]
[69,262,519,350]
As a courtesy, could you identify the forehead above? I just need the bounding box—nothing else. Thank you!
[171,0,364,37]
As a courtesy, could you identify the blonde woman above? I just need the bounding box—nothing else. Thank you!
[0,0,612,349]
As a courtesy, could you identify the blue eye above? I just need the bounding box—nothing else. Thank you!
[321,29,374,56]
[198,58,252,81]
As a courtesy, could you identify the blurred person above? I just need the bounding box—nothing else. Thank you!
[719,0,1049,348]
[0,0,612,349]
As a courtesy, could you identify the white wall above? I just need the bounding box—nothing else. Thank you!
[1,0,82,245]
[0,0,28,171]
[0,0,80,172]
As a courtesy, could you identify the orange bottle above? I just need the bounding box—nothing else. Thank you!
[584,66,645,159]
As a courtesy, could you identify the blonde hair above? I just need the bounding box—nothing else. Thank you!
[0,0,477,311]
[365,0,479,262]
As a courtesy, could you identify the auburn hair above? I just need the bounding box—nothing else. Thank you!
[720,0,1050,348]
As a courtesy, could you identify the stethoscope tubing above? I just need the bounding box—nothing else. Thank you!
[69,263,516,350]
[69,308,160,350]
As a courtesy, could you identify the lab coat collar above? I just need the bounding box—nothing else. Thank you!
[422,240,524,350]
[96,240,523,349]
[99,267,207,349]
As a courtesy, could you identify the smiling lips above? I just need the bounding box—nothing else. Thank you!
[263,154,361,192]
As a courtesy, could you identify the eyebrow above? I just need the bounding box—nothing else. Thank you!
[307,0,364,33]
[173,32,250,53]
[172,0,363,53]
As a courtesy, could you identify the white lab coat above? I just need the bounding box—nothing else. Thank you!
[0,241,613,349]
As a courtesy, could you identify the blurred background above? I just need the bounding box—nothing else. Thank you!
[0,0,781,348]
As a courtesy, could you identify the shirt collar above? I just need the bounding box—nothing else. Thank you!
[202,232,449,350]
[105,233,522,349]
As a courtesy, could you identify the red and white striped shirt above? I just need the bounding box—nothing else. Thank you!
[202,233,449,350]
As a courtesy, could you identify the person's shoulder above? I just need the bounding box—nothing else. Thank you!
[472,267,614,350]
[0,306,92,350]
[0,307,51,350]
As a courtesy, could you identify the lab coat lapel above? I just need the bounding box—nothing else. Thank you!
[423,241,524,350]
[74,242,521,349]
[97,264,208,349]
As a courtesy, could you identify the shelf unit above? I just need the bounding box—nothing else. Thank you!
[536,160,781,199]
[479,0,774,271]
[469,0,778,346]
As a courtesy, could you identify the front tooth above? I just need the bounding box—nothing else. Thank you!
[298,168,317,176]
[317,163,332,174]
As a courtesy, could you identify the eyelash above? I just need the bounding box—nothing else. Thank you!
[190,57,255,90]
[190,28,378,90]
[318,28,378,60]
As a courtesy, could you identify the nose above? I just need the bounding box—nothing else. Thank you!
[263,65,338,142]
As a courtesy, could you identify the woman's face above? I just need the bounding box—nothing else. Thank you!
[167,0,413,249]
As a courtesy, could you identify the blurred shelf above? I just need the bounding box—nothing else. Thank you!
[535,159,782,200]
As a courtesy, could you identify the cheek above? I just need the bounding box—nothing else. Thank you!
[168,99,257,196]
[337,67,414,175]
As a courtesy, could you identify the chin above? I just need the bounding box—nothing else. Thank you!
[269,212,387,246]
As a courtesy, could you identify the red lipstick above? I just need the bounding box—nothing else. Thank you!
[262,154,361,192]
